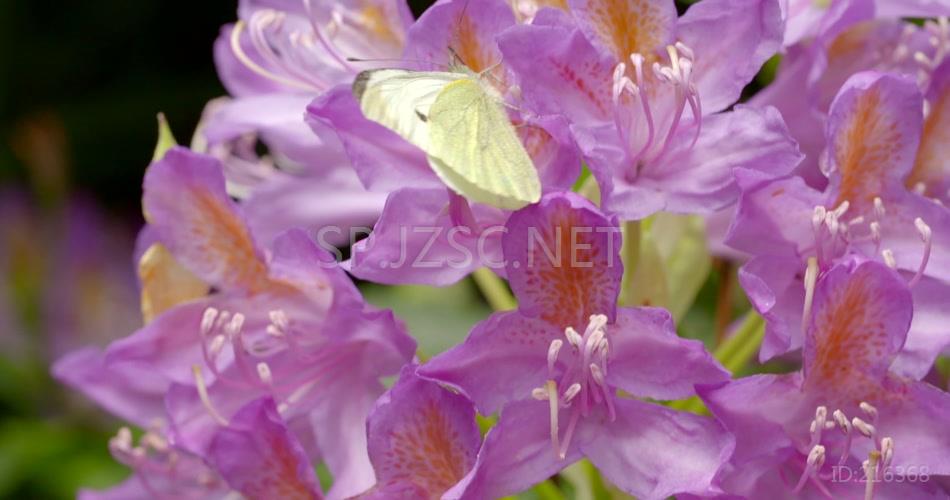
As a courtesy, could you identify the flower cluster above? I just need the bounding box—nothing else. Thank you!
[54,0,950,499]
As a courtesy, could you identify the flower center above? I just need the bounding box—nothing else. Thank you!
[910,17,950,90]
[230,2,406,93]
[611,42,702,180]
[193,307,326,423]
[531,314,615,459]
[109,422,223,495]
[792,403,893,499]
[801,199,932,328]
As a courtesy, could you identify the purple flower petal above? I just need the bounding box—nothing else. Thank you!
[419,311,561,415]
[602,106,803,219]
[363,365,480,497]
[208,397,323,499]
[448,400,584,500]
[803,260,912,400]
[346,188,506,286]
[567,0,676,63]
[580,398,735,499]
[606,307,729,400]
[739,255,807,361]
[824,72,923,213]
[307,86,439,193]
[677,0,783,114]
[503,192,622,328]
[143,147,270,293]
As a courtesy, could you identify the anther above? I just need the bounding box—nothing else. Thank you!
[564,327,583,348]
[225,313,245,338]
[200,308,219,336]
[563,383,582,404]
[269,310,288,330]
[256,362,273,385]
[852,417,876,439]
[881,249,897,269]
[793,444,826,493]
[833,409,854,465]
[873,197,886,218]
[548,339,563,374]
[859,401,878,421]
[880,437,894,468]
[910,218,932,287]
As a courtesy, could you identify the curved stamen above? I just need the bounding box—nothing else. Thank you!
[302,0,357,72]
[909,218,932,287]
[802,257,819,332]
[833,409,853,465]
[192,365,229,426]
[793,444,826,493]
[545,379,560,456]
[230,21,322,92]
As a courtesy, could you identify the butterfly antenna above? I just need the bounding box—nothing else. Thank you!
[346,56,451,70]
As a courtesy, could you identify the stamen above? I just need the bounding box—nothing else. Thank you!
[802,257,819,332]
[269,310,288,331]
[532,387,549,400]
[812,206,827,263]
[548,339,563,374]
[852,417,876,439]
[793,444,826,493]
[589,363,605,387]
[200,307,219,336]
[864,450,881,500]
[880,437,894,468]
[208,334,226,358]
[545,380,560,456]
[256,362,273,385]
[913,182,927,195]
[192,365,229,426]
[859,401,878,422]
[278,378,320,414]
[909,218,932,287]
[869,221,882,249]
[881,249,897,269]
[564,327,583,348]
[563,383,582,404]
[109,426,133,453]
[229,21,321,92]
[809,406,828,446]
[873,197,886,219]
[833,409,853,465]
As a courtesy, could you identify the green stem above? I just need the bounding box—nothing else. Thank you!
[471,268,516,311]
[583,459,611,500]
[533,480,566,500]
[617,220,641,306]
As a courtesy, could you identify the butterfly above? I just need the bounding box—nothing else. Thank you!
[353,67,542,210]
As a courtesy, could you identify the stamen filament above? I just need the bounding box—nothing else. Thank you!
[192,365,229,426]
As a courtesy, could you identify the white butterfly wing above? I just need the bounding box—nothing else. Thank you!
[353,69,464,150]
[427,78,541,210]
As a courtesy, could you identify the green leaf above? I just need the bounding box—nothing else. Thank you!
[360,280,492,358]
[620,213,712,321]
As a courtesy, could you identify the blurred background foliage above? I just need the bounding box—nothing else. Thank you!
[0,0,763,498]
